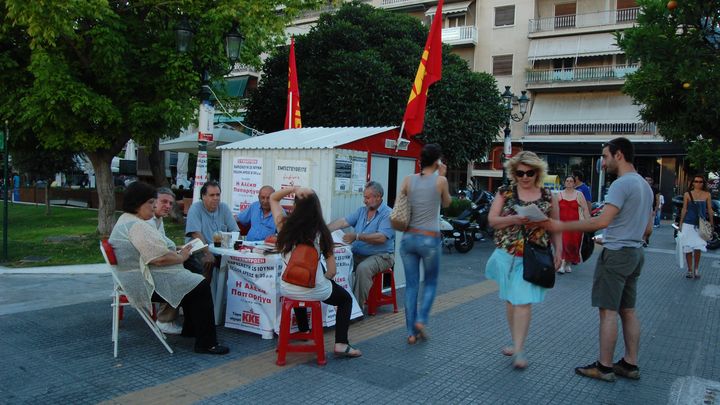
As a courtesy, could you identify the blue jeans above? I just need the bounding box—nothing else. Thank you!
[400,233,441,337]
[654,209,661,226]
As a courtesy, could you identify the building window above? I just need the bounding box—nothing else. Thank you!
[554,2,577,29]
[493,55,513,76]
[448,14,466,28]
[495,5,515,27]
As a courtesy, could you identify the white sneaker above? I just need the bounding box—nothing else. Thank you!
[156,320,183,335]
[558,266,566,274]
[565,265,572,273]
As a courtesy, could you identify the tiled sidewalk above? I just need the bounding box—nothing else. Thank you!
[1,224,719,404]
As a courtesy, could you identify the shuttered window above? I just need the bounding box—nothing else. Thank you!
[495,5,515,27]
[492,55,513,76]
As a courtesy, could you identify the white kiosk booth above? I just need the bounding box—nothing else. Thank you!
[217,126,421,288]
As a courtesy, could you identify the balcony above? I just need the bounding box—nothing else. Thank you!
[526,64,639,87]
[442,26,477,46]
[528,8,639,36]
[525,122,657,136]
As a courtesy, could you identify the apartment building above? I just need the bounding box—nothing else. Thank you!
[289,0,686,204]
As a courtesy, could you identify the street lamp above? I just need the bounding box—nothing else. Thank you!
[175,19,244,202]
[500,86,530,185]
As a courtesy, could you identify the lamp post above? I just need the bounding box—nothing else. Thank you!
[175,19,243,202]
[500,86,530,185]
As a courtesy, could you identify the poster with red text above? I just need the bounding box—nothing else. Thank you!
[231,157,263,214]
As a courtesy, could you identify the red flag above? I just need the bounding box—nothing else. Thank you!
[402,0,443,137]
[284,37,302,129]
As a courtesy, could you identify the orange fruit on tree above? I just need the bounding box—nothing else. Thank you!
[682,82,691,89]
[667,0,677,10]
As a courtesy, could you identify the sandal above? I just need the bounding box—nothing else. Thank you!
[407,335,417,345]
[334,344,362,358]
[501,346,514,357]
[694,273,701,279]
[686,272,694,279]
[512,351,528,369]
[414,323,429,341]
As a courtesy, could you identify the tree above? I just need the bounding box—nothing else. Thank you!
[246,2,506,167]
[0,0,323,235]
[618,0,720,173]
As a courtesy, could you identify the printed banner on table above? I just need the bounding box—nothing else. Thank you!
[231,157,263,214]
[274,159,311,209]
[225,254,281,337]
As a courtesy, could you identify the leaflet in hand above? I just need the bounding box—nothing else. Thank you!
[513,204,548,221]
[183,238,208,254]
[332,230,349,245]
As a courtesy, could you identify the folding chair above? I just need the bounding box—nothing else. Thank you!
[101,239,173,357]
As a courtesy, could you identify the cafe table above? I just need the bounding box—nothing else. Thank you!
[209,243,362,338]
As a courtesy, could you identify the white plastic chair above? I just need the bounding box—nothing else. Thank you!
[100,240,173,357]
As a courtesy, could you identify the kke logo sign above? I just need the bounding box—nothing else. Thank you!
[242,309,260,327]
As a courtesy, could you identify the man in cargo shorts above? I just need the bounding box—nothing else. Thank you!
[545,137,654,382]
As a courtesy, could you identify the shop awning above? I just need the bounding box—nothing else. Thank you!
[426,1,473,15]
[528,33,622,61]
[527,92,642,126]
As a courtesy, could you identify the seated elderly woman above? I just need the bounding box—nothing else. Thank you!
[109,181,229,355]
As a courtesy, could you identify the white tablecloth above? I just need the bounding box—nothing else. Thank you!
[209,245,362,338]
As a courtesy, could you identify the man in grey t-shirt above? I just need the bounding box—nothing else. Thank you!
[185,181,239,278]
[546,137,653,382]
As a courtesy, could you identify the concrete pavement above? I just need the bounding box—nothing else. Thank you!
[1,222,719,404]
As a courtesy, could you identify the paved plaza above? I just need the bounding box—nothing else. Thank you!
[1,223,719,404]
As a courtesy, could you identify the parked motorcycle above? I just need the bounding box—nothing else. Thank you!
[456,189,495,241]
[440,216,475,253]
[671,195,720,249]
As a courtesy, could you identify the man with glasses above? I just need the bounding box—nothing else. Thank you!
[544,137,653,382]
[328,181,395,309]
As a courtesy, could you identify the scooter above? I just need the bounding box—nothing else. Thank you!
[456,189,495,241]
[440,215,475,253]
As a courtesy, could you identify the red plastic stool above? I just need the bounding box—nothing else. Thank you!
[366,268,398,316]
[118,295,157,321]
[276,298,326,366]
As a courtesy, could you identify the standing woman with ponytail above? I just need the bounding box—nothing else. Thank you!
[399,144,452,345]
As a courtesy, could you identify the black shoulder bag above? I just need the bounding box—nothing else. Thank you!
[514,186,556,289]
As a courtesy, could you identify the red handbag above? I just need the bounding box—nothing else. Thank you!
[281,244,318,288]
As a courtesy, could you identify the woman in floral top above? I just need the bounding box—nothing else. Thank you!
[485,151,562,369]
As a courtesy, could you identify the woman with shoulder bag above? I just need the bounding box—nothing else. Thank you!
[485,151,562,369]
[270,187,361,358]
[678,175,714,279]
[399,144,452,345]
[558,176,591,273]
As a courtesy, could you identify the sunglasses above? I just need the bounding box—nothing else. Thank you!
[515,169,536,178]
[693,180,704,183]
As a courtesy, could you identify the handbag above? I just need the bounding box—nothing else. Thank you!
[512,186,555,288]
[281,243,318,288]
[390,189,411,231]
[688,192,713,241]
[580,232,595,262]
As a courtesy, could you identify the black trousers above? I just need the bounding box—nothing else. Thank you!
[293,280,352,344]
[152,279,217,350]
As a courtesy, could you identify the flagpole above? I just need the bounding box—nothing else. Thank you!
[395,121,406,153]
[288,92,293,129]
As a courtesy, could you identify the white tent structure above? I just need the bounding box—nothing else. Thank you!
[159,123,251,156]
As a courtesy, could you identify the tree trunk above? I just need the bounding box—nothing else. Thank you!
[87,151,117,237]
[148,139,169,187]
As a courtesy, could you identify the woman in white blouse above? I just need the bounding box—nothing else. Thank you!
[109,181,228,355]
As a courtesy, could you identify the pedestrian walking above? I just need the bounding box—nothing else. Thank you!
[678,174,714,279]
[398,143,451,345]
[485,151,562,369]
[544,137,653,382]
[558,175,590,274]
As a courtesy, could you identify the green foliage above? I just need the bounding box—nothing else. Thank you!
[686,138,720,175]
[618,0,720,144]
[441,197,472,218]
[246,2,506,167]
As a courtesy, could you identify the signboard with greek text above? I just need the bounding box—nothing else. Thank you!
[231,157,263,214]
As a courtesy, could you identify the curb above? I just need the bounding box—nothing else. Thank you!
[0,264,108,275]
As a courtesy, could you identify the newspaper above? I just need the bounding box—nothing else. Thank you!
[332,229,349,246]
[513,204,548,221]
[183,238,208,254]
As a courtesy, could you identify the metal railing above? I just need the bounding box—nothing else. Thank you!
[529,8,640,33]
[380,0,427,7]
[526,64,639,83]
[525,122,657,135]
[442,26,477,45]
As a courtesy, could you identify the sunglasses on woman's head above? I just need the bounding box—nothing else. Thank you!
[515,169,536,178]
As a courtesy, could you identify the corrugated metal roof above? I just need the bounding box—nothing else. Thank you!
[219,126,398,150]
